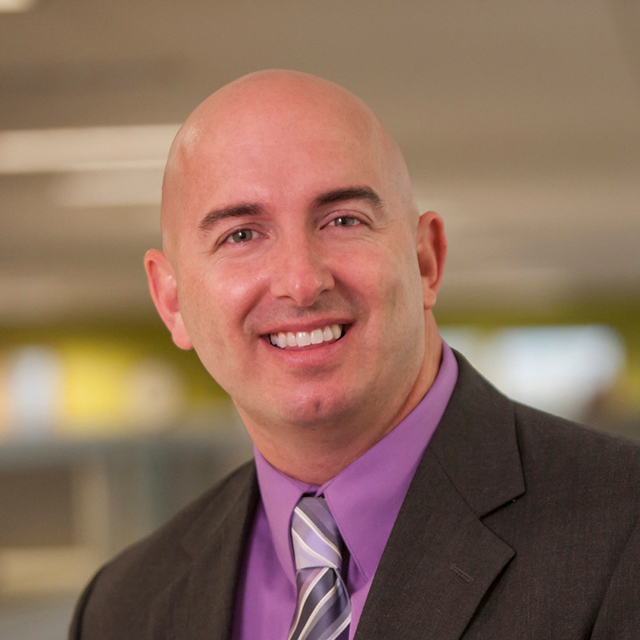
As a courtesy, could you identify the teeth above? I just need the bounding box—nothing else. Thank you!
[270,324,343,349]
[297,332,311,347]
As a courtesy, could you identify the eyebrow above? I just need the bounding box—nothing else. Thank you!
[312,186,384,210]
[198,203,264,233]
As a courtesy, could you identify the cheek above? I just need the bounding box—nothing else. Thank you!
[376,254,425,342]
[179,262,263,348]
[360,242,422,307]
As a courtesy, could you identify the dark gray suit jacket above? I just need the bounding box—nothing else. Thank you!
[69,354,640,639]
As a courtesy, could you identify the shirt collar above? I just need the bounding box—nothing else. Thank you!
[254,340,458,586]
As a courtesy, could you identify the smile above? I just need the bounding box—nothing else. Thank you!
[269,324,344,349]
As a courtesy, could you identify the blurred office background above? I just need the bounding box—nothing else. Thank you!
[1,0,639,637]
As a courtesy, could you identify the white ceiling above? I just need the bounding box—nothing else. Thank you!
[1,0,639,324]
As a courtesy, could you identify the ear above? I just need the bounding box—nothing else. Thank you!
[416,211,447,310]
[144,249,194,350]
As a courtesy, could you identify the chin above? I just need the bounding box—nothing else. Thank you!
[284,393,366,430]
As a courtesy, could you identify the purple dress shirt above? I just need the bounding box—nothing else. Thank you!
[232,342,458,640]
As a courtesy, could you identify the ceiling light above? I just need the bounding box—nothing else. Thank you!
[51,169,163,208]
[0,0,37,12]
[0,124,180,174]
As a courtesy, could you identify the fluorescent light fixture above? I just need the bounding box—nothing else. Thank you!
[0,0,36,12]
[0,124,180,174]
[52,169,163,208]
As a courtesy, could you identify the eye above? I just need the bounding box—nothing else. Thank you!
[225,228,254,244]
[331,216,361,227]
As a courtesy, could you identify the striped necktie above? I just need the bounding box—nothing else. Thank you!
[288,496,351,640]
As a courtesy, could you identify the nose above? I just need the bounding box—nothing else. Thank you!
[269,236,334,306]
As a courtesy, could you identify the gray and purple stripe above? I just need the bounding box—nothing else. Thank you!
[288,497,351,640]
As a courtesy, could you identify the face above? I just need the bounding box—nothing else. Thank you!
[148,89,443,443]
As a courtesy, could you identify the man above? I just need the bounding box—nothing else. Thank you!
[70,71,640,639]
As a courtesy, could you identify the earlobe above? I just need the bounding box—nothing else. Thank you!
[416,211,447,310]
[144,249,194,350]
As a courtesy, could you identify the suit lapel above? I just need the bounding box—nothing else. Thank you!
[355,353,525,640]
[157,463,260,640]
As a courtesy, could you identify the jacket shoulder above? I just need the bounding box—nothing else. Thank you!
[103,458,257,572]
[70,460,258,639]
[514,401,640,500]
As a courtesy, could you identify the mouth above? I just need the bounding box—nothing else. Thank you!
[267,324,348,350]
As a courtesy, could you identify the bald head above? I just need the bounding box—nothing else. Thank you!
[160,70,418,257]
[145,70,447,477]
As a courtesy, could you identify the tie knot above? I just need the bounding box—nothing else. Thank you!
[291,496,343,571]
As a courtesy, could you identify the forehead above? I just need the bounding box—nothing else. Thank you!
[187,109,382,203]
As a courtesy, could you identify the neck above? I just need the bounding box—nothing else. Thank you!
[242,320,443,485]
